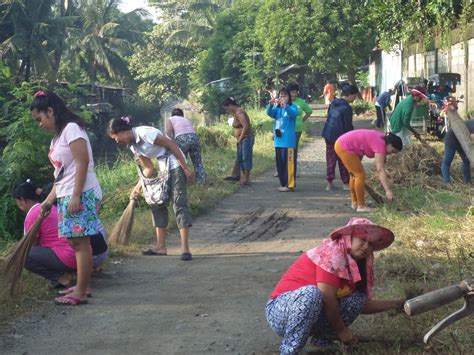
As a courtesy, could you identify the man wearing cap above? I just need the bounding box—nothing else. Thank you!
[388,86,428,145]
[265,218,405,354]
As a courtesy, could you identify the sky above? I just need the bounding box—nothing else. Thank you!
[118,0,160,23]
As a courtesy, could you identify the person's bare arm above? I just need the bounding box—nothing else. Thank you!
[165,119,174,138]
[374,153,393,201]
[69,138,89,214]
[130,180,142,200]
[362,298,405,314]
[153,134,193,180]
[317,282,356,344]
[41,184,57,215]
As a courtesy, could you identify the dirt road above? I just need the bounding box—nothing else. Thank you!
[1,115,373,355]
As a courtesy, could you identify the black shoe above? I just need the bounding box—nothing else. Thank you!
[181,252,192,261]
[223,176,240,181]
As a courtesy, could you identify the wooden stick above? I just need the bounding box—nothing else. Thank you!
[447,108,474,163]
[364,183,385,205]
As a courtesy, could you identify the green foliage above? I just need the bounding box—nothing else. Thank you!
[129,26,197,104]
[256,1,376,82]
[368,0,472,50]
[351,100,373,115]
[193,0,266,116]
[196,126,230,149]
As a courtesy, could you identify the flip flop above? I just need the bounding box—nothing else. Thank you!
[54,294,88,306]
[58,287,92,298]
[180,252,192,261]
[142,248,167,256]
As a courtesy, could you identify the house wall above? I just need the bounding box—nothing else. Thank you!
[402,23,474,115]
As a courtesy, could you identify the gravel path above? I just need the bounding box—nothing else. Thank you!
[1,110,374,355]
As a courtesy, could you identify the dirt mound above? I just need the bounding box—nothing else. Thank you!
[370,142,443,187]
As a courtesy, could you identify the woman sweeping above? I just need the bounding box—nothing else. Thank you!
[13,180,76,289]
[267,87,299,192]
[31,90,103,305]
[108,117,194,261]
[166,108,206,185]
[335,130,403,212]
[265,218,405,354]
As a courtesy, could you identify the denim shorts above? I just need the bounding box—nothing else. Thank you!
[237,135,255,170]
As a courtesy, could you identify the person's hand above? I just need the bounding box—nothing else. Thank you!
[40,200,53,217]
[68,195,82,215]
[385,190,394,201]
[414,131,422,140]
[393,298,406,312]
[183,166,193,181]
[337,327,357,344]
[130,188,140,200]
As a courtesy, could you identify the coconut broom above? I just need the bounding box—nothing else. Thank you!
[0,212,46,296]
[109,199,137,245]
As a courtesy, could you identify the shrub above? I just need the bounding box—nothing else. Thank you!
[352,99,372,115]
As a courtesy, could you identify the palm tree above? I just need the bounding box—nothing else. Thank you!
[150,0,234,46]
[0,0,72,81]
[66,0,150,83]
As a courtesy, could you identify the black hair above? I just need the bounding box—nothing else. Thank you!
[341,84,359,96]
[223,97,238,107]
[384,133,403,151]
[287,83,299,92]
[107,117,133,134]
[356,259,368,294]
[278,87,292,105]
[13,179,39,201]
[30,90,84,135]
[171,108,184,117]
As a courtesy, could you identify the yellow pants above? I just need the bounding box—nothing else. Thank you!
[334,141,366,207]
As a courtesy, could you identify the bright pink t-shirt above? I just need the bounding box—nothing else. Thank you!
[168,116,195,137]
[337,129,387,158]
[24,204,76,269]
[269,253,355,300]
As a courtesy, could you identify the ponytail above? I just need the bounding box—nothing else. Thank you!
[108,116,133,134]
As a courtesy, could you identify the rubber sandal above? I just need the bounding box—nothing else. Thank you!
[223,176,239,181]
[142,248,167,256]
[54,294,88,306]
[180,252,192,261]
[58,287,92,298]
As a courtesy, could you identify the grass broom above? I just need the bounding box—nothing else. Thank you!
[0,212,46,296]
[109,199,136,245]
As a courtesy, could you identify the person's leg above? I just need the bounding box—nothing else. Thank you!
[458,148,471,183]
[275,147,287,188]
[240,135,254,185]
[441,143,456,184]
[375,105,383,128]
[25,246,70,283]
[310,291,368,343]
[295,132,302,177]
[68,236,92,300]
[287,148,296,190]
[325,139,337,189]
[336,154,351,188]
[187,134,206,185]
[265,286,323,355]
[171,167,193,257]
[335,142,365,207]
[150,204,169,254]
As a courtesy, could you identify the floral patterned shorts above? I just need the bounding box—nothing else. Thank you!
[57,189,101,239]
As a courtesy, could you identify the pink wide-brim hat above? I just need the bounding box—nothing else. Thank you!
[411,88,428,99]
[329,217,395,251]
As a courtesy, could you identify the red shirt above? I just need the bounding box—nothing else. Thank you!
[269,253,356,299]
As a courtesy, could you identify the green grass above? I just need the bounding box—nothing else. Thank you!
[353,184,474,353]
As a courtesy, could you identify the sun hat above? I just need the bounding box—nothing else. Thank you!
[329,217,395,251]
[410,86,428,99]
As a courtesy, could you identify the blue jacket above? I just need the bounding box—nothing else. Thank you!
[321,98,354,143]
[266,103,298,148]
